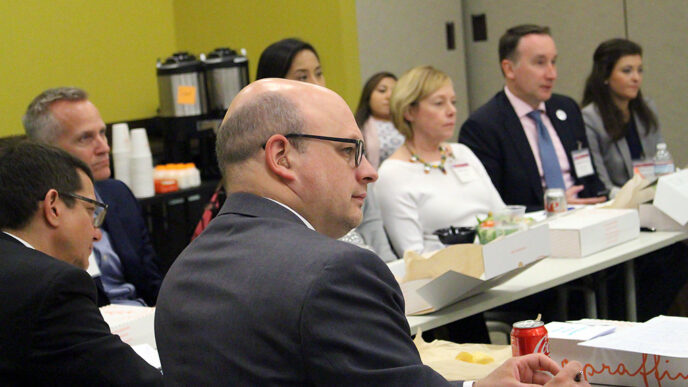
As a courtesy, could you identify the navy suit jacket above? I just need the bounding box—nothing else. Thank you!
[96,179,162,306]
[459,91,605,211]
[0,232,162,385]
[155,192,459,386]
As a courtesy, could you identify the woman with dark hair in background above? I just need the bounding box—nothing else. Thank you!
[581,38,663,198]
[354,72,404,169]
[581,39,688,322]
[256,38,325,85]
[193,38,326,240]
[193,39,395,263]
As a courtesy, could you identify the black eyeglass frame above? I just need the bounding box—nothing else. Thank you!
[266,133,365,167]
[60,192,109,227]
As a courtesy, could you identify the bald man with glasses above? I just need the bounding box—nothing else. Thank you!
[155,79,587,386]
[0,141,161,385]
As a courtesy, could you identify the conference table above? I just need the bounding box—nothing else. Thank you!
[390,230,687,335]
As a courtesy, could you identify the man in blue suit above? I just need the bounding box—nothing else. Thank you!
[24,87,162,306]
[460,24,606,211]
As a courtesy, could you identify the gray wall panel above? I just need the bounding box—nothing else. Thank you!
[627,0,688,167]
[461,0,625,111]
[356,0,468,139]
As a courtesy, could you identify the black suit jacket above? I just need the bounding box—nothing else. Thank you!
[155,193,459,386]
[0,232,162,385]
[96,179,162,305]
[459,91,605,211]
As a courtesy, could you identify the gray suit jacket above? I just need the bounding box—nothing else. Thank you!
[582,101,663,191]
[155,192,457,386]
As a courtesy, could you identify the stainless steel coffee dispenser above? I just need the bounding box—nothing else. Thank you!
[202,48,249,113]
[156,52,208,117]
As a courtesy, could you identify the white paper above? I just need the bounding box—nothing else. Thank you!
[580,315,688,358]
[545,321,616,341]
[132,344,161,369]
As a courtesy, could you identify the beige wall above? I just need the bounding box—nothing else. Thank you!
[626,0,688,167]
[356,0,468,139]
[461,0,625,110]
[459,0,687,166]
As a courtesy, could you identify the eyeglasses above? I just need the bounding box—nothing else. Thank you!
[284,134,366,167]
[60,192,108,227]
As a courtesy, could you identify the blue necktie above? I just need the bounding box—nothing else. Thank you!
[527,110,565,190]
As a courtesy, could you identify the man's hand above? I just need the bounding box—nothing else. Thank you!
[565,185,606,205]
[475,354,590,387]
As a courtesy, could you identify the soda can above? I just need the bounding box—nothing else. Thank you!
[544,188,567,217]
[510,320,550,357]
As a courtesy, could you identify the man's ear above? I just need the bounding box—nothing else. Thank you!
[264,135,297,181]
[42,189,61,227]
[501,59,515,80]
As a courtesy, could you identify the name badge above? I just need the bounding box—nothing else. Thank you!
[571,148,594,178]
[451,162,479,183]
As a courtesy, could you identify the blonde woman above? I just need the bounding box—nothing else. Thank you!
[375,65,504,256]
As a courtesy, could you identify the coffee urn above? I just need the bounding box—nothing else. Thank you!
[202,47,249,114]
[156,52,207,117]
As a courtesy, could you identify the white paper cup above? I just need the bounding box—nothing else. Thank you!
[111,123,131,153]
[129,154,154,198]
[130,128,151,157]
[112,151,131,187]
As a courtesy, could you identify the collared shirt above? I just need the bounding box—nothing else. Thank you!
[504,86,574,190]
[93,190,146,306]
[265,197,316,231]
[3,231,34,248]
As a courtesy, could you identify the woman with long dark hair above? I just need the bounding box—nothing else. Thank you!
[581,38,663,197]
[256,38,325,85]
[354,72,404,169]
[193,38,325,240]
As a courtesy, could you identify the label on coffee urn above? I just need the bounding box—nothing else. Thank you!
[177,85,197,105]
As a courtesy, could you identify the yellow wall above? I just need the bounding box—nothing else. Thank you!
[0,0,177,137]
[0,0,361,138]
[172,0,361,108]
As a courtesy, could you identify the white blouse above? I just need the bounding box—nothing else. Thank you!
[375,143,505,255]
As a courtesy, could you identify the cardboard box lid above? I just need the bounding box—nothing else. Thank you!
[654,169,688,226]
[400,224,550,315]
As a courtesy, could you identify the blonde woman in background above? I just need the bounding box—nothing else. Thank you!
[375,65,504,256]
[375,66,505,344]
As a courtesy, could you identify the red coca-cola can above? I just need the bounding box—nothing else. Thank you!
[510,320,550,357]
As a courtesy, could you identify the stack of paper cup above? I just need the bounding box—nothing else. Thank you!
[111,123,131,187]
[129,128,155,198]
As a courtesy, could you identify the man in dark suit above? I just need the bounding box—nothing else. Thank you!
[459,24,606,211]
[24,87,161,306]
[0,141,161,385]
[154,79,585,385]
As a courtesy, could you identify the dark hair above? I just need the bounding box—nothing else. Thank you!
[499,24,551,63]
[256,38,320,80]
[354,72,397,128]
[0,140,93,230]
[582,39,657,141]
